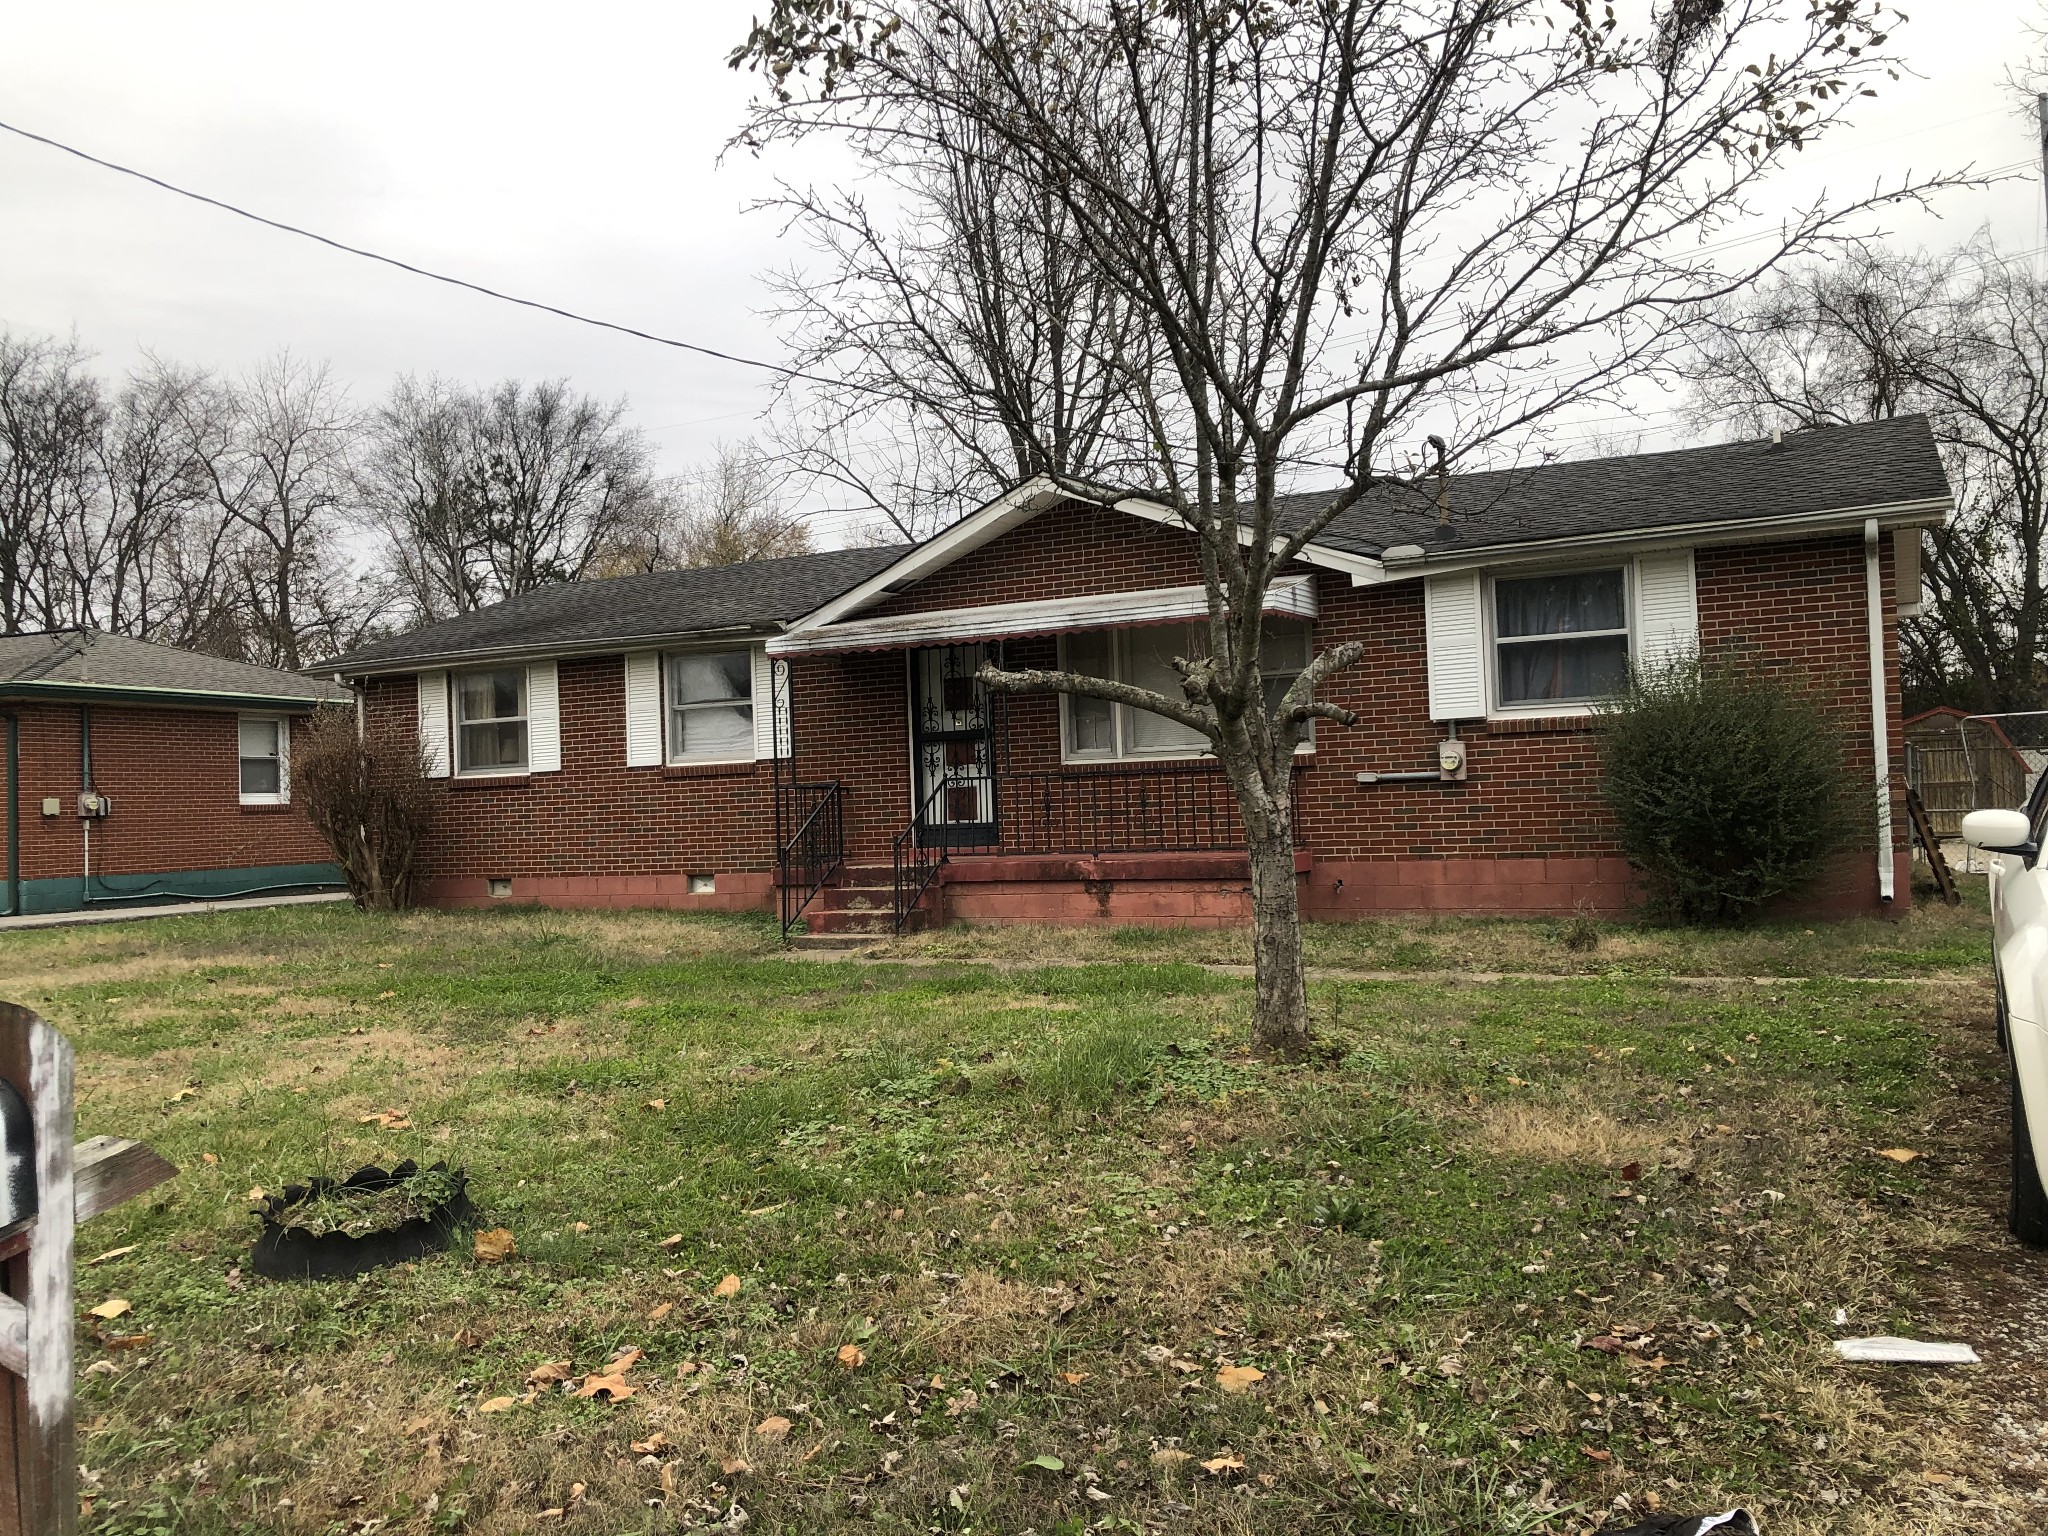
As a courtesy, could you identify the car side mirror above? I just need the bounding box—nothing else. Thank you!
[1962,808,2038,861]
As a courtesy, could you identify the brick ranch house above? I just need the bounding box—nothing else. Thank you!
[327,416,1949,933]
[1,631,349,916]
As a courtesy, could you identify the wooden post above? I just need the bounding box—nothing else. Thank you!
[0,1004,72,1536]
[0,1004,175,1535]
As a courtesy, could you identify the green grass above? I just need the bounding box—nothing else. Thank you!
[0,898,2023,1534]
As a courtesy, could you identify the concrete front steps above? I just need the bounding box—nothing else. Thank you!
[795,865,937,936]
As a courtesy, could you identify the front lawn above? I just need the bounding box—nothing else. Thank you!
[6,901,2041,1534]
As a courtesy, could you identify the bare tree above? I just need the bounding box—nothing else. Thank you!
[667,440,816,568]
[358,375,481,624]
[737,0,1948,1055]
[760,98,1148,537]
[178,352,361,669]
[0,332,103,633]
[1685,237,2048,714]
[91,356,238,642]
[357,376,669,620]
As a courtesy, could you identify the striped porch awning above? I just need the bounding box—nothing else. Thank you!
[766,575,1317,657]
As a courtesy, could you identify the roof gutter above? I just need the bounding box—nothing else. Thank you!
[1374,495,1952,579]
[331,623,773,681]
[0,681,346,712]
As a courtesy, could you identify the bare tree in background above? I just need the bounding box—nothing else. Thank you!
[738,0,1949,1055]
[0,333,102,633]
[358,375,481,623]
[760,100,1145,538]
[178,352,363,670]
[669,440,816,567]
[1685,237,2048,714]
[357,377,669,621]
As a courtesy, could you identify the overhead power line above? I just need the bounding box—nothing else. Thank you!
[0,115,856,392]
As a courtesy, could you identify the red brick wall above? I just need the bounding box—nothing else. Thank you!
[361,507,1909,919]
[871,501,1211,615]
[7,700,331,882]
[364,660,782,910]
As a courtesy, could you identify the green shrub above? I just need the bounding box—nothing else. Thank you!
[1598,654,1852,923]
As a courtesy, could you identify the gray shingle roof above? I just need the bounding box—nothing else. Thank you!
[327,545,908,675]
[0,631,351,705]
[1285,414,1950,558]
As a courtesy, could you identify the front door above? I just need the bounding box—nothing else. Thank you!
[911,644,998,848]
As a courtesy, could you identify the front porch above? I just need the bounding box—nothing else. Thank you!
[776,754,1307,937]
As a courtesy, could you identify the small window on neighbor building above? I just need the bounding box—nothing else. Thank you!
[238,715,286,803]
[687,873,716,895]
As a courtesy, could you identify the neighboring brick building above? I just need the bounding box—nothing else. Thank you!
[329,417,1951,930]
[0,632,350,915]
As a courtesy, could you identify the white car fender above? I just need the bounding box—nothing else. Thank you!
[2015,1014,2048,1183]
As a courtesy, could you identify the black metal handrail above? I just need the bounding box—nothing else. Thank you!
[777,780,844,937]
[891,775,950,934]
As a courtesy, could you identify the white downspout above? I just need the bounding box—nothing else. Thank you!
[1865,519,1895,904]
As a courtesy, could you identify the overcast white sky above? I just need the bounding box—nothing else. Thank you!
[1,0,2043,544]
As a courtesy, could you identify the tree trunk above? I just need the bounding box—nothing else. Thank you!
[1245,803,1311,1059]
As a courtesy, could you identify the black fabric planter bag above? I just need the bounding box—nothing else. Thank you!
[251,1161,472,1280]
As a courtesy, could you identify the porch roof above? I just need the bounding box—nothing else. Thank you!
[764,575,1317,657]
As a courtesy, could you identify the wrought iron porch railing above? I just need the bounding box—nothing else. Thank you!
[968,762,1300,858]
[776,780,845,937]
[891,775,951,935]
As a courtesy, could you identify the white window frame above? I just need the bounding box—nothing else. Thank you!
[1056,622,1314,764]
[452,666,531,776]
[1486,563,1632,719]
[237,714,288,805]
[663,647,759,765]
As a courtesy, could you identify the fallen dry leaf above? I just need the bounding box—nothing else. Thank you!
[87,1299,131,1321]
[631,1433,670,1455]
[87,1245,137,1267]
[1151,1448,1193,1468]
[358,1109,412,1130]
[526,1359,574,1386]
[609,1348,644,1373]
[1876,1148,1923,1164]
[659,1233,685,1250]
[713,1273,742,1297]
[574,1373,636,1402]
[1581,1446,1613,1464]
[473,1228,517,1263]
[755,1415,792,1441]
[478,1396,518,1414]
[648,1302,674,1322]
[100,1333,152,1351]
[572,1221,590,1234]
[1060,1370,1090,1384]
[168,1087,197,1103]
[1201,1453,1245,1474]
[246,1186,266,1202]
[1215,1365,1265,1394]
[721,1456,750,1476]
[837,1343,865,1369]
[200,1152,219,1165]
[1619,1161,1642,1182]
[644,1098,667,1111]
